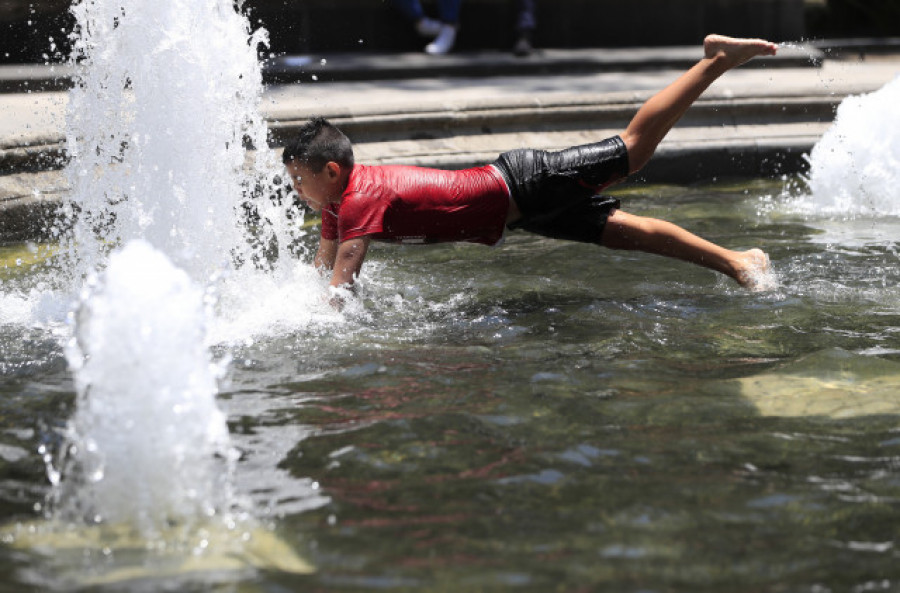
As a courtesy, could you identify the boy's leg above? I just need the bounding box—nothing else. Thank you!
[601,209,770,289]
[501,37,775,227]
[621,35,777,174]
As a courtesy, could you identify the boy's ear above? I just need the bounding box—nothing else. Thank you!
[325,161,342,180]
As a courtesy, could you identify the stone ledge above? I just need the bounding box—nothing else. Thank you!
[262,44,820,84]
[0,142,65,175]
[0,44,824,94]
[267,94,840,146]
[0,170,67,243]
[0,92,838,179]
[0,0,806,61]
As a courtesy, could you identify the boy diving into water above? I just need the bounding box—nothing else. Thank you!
[282,35,777,306]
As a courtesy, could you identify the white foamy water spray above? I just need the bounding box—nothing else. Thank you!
[51,0,332,341]
[61,0,292,283]
[799,75,900,216]
[41,0,314,537]
[51,240,234,532]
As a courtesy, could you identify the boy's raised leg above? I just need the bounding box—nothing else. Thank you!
[621,35,778,174]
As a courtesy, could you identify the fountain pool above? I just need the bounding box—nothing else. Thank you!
[5,173,900,589]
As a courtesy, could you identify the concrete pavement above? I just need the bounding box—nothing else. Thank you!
[1,43,899,243]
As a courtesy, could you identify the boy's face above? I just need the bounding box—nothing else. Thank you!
[285,160,341,212]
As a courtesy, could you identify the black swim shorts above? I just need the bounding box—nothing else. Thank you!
[493,136,630,244]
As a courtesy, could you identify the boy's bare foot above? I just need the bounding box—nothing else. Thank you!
[704,34,778,68]
[734,248,776,291]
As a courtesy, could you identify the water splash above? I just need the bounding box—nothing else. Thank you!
[60,0,295,284]
[50,240,235,533]
[34,0,324,554]
[742,250,779,293]
[795,75,900,216]
[42,0,336,345]
[0,2,329,581]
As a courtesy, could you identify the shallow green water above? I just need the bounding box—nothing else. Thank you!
[4,179,900,591]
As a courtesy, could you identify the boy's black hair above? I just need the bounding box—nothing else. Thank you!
[281,117,354,171]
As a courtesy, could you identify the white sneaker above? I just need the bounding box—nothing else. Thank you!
[415,17,442,37]
[425,25,456,55]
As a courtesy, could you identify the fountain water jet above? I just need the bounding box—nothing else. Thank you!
[51,240,234,532]
[61,0,291,283]
[2,0,321,580]
[3,239,318,586]
[799,75,900,216]
[47,0,277,533]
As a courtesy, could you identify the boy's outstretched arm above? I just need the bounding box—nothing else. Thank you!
[328,236,371,309]
[315,237,338,272]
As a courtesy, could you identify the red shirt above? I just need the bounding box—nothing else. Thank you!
[321,164,510,246]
